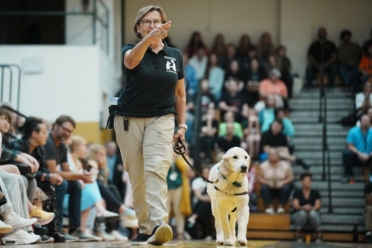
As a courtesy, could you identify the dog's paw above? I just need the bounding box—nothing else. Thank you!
[225,239,234,246]
[216,239,224,246]
[237,239,247,246]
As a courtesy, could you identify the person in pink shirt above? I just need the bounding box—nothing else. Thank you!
[259,68,289,109]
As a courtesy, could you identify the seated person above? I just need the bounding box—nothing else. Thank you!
[218,77,246,123]
[243,58,267,107]
[342,114,372,183]
[259,69,288,109]
[359,42,372,83]
[257,149,293,214]
[0,179,40,245]
[217,123,243,156]
[364,178,372,244]
[258,94,276,130]
[259,119,309,169]
[243,108,261,161]
[10,117,65,242]
[67,136,121,241]
[218,111,244,139]
[188,167,213,240]
[291,172,322,243]
[200,108,219,163]
[355,81,372,122]
[338,30,362,93]
[166,151,192,241]
[305,27,337,88]
[43,115,94,242]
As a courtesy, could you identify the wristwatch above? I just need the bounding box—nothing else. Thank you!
[44,174,50,182]
[178,124,188,131]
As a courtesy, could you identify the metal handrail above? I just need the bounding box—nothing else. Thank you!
[0,0,110,55]
[318,57,333,214]
[0,64,22,112]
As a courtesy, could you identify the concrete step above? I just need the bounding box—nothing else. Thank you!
[319,207,365,215]
[292,166,364,175]
[294,181,365,191]
[321,214,364,225]
[290,111,348,121]
[289,97,353,106]
[320,224,363,232]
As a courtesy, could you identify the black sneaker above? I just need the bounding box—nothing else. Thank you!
[147,224,173,245]
[41,234,54,243]
[51,232,65,243]
[34,224,48,236]
[131,233,150,246]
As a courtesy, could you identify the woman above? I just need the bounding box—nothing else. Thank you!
[258,149,293,215]
[166,151,192,240]
[87,143,137,240]
[257,32,276,65]
[204,53,224,101]
[114,5,186,246]
[11,117,65,242]
[67,136,120,241]
[184,31,209,59]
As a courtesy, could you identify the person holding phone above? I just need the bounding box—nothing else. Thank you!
[114,5,186,246]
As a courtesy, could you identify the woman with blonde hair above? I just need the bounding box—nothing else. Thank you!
[87,143,137,240]
[67,136,120,241]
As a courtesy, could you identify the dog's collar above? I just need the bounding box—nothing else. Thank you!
[214,186,248,196]
[218,167,243,188]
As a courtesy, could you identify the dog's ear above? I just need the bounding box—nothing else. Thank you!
[219,155,230,177]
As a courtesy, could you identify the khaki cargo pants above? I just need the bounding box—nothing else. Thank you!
[114,114,174,235]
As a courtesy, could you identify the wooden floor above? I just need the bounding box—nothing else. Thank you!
[23,240,372,248]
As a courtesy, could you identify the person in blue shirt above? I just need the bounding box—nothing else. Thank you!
[342,114,372,183]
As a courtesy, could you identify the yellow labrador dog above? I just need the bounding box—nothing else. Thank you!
[207,147,250,246]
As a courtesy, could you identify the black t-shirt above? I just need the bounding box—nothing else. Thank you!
[365,183,372,195]
[259,130,288,154]
[118,42,184,118]
[293,189,321,206]
[308,40,337,63]
[43,134,68,166]
[219,91,244,121]
[201,119,219,137]
[218,136,241,152]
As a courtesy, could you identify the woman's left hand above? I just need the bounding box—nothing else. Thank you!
[173,128,186,142]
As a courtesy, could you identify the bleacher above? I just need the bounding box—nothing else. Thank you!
[245,87,368,243]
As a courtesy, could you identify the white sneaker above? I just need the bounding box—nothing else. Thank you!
[147,224,173,245]
[96,230,115,241]
[121,216,138,228]
[3,210,37,230]
[2,229,40,245]
[265,208,275,215]
[0,220,12,234]
[110,230,128,241]
[277,207,285,214]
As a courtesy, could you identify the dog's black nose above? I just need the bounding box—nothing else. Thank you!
[241,165,248,172]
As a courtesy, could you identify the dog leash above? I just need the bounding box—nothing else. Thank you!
[173,138,218,184]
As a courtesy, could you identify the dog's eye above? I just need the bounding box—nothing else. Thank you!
[233,156,238,159]
[245,156,248,159]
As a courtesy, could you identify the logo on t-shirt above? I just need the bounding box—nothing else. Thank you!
[165,56,177,74]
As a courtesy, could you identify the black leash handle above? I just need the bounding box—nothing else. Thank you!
[173,138,217,184]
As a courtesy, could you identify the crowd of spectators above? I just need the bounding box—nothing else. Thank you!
[0,26,371,244]
[0,108,138,244]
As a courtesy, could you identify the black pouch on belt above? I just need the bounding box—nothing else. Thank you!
[106,105,118,129]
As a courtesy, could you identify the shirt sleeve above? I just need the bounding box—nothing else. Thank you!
[346,128,355,144]
[121,44,135,58]
[43,139,56,161]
